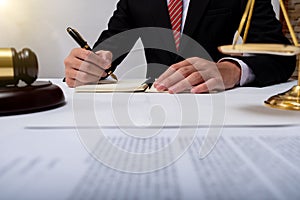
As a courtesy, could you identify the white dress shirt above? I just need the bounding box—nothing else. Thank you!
[166,0,255,86]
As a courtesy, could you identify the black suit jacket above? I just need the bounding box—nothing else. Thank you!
[94,0,296,86]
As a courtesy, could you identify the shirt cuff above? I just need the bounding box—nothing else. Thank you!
[218,57,256,86]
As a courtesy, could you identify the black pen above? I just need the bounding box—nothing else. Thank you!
[66,27,118,81]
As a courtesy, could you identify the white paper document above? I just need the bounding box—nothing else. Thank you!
[0,127,300,200]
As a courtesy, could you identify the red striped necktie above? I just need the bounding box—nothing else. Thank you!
[168,0,183,51]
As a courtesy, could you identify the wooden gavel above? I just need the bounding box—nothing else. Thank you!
[0,48,38,86]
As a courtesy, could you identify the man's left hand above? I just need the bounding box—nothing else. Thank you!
[153,57,241,93]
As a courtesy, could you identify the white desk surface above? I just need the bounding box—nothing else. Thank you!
[0,79,300,200]
[4,78,299,129]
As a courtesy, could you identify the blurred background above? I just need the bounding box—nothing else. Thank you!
[0,0,286,79]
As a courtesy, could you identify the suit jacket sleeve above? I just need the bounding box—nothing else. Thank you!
[92,0,139,72]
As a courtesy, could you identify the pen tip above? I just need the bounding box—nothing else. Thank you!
[66,27,72,32]
[110,73,118,81]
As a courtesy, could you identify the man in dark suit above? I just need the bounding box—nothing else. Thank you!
[64,0,296,93]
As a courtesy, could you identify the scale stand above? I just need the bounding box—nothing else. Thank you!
[218,0,300,111]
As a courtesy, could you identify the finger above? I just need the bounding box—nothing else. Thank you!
[191,78,223,94]
[154,60,190,85]
[84,50,112,70]
[154,61,194,90]
[65,77,84,88]
[64,50,84,70]
[65,67,81,80]
[65,48,109,78]
[154,57,200,85]
[153,66,177,89]
[65,57,107,79]
[168,71,204,93]
[170,58,195,70]
[167,78,191,94]
[71,48,112,71]
[94,50,113,70]
[66,68,100,84]
[170,57,203,71]
[190,62,220,84]
[85,52,111,70]
[157,71,185,91]
[78,60,107,78]
[157,65,199,91]
[186,57,216,72]
[70,48,91,61]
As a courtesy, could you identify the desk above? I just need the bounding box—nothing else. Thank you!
[0,79,300,200]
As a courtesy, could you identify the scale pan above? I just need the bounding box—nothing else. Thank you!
[218,44,300,56]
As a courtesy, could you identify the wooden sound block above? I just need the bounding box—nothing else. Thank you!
[0,81,65,116]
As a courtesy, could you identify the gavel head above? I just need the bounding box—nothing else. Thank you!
[0,48,38,86]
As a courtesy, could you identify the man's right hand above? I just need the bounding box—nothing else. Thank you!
[64,48,112,87]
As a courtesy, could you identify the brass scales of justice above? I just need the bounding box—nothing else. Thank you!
[218,0,300,111]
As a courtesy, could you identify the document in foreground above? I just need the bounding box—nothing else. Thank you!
[0,127,300,200]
